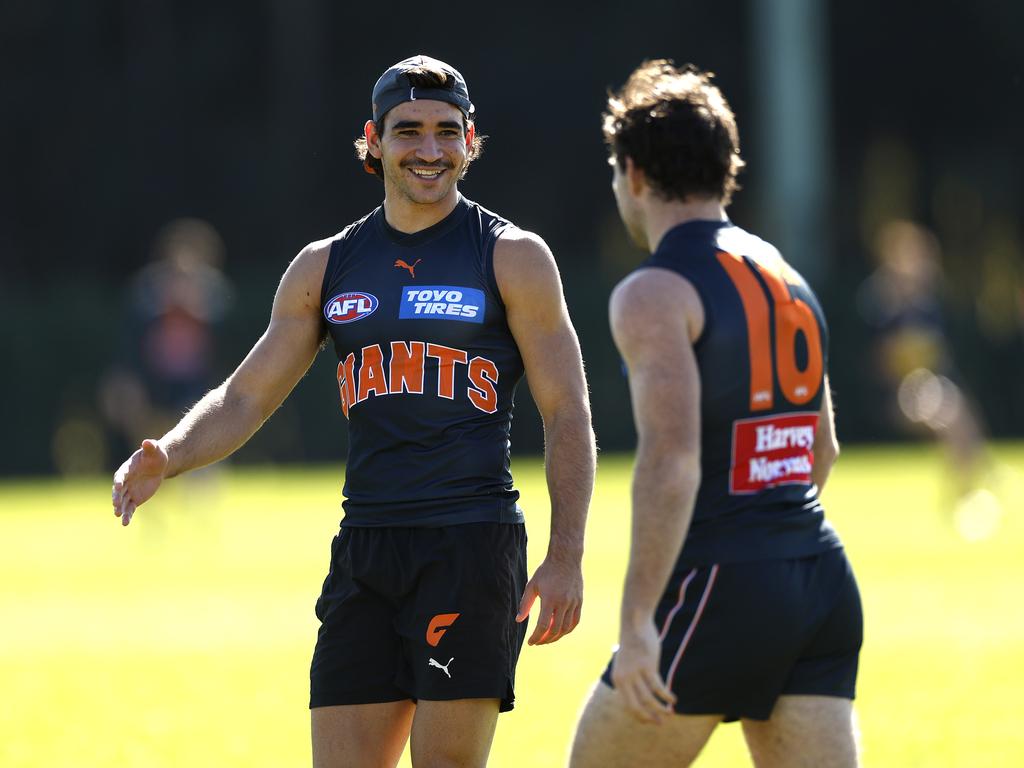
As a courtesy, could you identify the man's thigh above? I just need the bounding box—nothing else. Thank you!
[410,698,500,767]
[570,682,722,768]
[742,695,858,768]
[312,701,416,768]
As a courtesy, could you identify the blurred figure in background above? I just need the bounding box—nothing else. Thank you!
[857,219,999,536]
[100,217,233,465]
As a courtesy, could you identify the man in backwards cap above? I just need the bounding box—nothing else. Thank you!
[111,55,595,766]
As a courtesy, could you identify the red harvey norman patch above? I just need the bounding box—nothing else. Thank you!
[729,412,819,494]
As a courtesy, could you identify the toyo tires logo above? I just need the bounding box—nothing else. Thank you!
[324,292,379,324]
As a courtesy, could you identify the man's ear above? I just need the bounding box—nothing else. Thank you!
[364,120,382,159]
[624,156,646,196]
[465,121,475,150]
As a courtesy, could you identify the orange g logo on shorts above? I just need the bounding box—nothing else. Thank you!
[426,613,461,647]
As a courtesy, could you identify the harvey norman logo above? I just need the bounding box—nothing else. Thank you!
[400,285,484,324]
[729,412,819,494]
[754,423,815,452]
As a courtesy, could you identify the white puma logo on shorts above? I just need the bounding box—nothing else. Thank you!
[428,657,454,678]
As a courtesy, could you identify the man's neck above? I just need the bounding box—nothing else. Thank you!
[643,196,727,253]
[382,188,460,234]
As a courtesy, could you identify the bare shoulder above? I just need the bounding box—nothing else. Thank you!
[493,227,562,301]
[494,228,558,278]
[290,236,333,283]
[495,225,551,255]
[611,267,704,344]
[612,267,697,308]
[274,236,333,316]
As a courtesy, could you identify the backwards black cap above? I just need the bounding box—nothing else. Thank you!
[371,55,475,123]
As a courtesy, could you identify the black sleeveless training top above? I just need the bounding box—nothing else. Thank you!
[320,195,526,527]
[638,219,842,567]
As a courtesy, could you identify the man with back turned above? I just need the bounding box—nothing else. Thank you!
[570,60,862,767]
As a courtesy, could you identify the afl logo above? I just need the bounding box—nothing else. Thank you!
[324,292,379,324]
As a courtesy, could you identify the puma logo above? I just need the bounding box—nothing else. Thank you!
[394,258,422,278]
[428,657,454,678]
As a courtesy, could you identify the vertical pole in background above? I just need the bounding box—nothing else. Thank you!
[750,0,831,286]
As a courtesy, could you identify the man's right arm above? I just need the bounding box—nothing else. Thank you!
[609,267,704,724]
[111,241,330,524]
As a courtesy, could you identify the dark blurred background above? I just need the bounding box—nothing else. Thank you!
[2,0,1022,477]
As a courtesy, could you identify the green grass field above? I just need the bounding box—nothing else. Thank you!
[2,443,1022,766]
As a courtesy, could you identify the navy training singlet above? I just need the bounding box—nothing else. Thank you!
[320,196,526,527]
[638,219,842,567]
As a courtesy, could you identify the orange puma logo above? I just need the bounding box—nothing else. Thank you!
[426,613,460,647]
[394,258,422,278]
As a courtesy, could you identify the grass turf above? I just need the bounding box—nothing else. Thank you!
[1,442,1022,766]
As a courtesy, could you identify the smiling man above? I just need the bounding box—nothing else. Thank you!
[111,55,595,767]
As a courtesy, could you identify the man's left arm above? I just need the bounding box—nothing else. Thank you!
[494,229,596,646]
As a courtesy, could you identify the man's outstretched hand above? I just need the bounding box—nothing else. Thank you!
[111,439,169,526]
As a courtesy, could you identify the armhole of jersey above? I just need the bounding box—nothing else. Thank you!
[811,291,830,370]
[320,232,348,308]
[688,272,713,352]
[318,232,349,337]
[483,222,509,312]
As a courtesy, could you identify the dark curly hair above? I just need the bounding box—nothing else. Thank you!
[354,65,484,180]
[603,60,745,204]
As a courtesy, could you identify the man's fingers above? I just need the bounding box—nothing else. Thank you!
[536,603,575,645]
[516,581,538,623]
[625,680,660,724]
[118,497,136,525]
[559,603,582,638]
[613,659,675,724]
[569,604,582,633]
[646,669,676,706]
[618,681,643,722]
[112,454,133,512]
[632,678,671,724]
[117,493,137,523]
[527,607,554,645]
[527,595,583,645]
[112,468,127,502]
[532,608,560,645]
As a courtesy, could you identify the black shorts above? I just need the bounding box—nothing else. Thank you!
[601,547,862,721]
[310,522,528,712]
